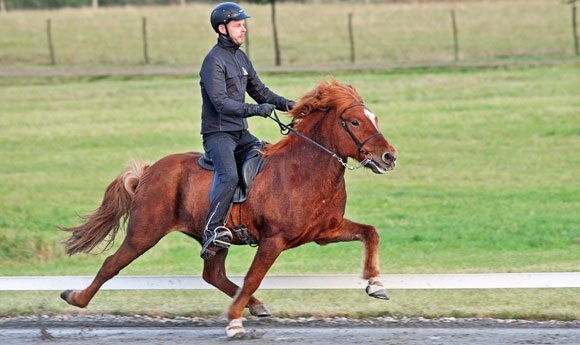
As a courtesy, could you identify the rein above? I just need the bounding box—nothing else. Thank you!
[267,104,382,171]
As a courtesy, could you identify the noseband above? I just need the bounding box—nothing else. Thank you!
[269,104,384,170]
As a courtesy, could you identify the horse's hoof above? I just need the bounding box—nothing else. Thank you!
[226,318,246,338]
[249,304,271,317]
[60,290,72,304]
[367,287,390,300]
[60,290,87,308]
[366,277,390,300]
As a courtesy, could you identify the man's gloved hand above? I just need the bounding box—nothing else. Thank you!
[255,103,276,117]
[287,100,296,111]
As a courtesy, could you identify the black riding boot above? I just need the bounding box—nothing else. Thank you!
[200,226,233,260]
[200,200,234,260]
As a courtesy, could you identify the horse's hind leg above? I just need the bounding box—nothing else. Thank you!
[202,248,270,317]
[61,221,166,308]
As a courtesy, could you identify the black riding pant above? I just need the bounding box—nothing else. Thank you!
[202,130,260,232]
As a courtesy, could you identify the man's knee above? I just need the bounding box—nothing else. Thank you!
[218,171,238,186]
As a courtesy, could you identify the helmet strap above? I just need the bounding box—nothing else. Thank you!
[218,23,238,45]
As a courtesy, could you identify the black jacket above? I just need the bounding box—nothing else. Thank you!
[199,36,291,134]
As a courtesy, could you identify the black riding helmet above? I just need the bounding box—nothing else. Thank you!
[210,2,251,33]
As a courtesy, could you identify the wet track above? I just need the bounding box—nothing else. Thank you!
[1,316,579,345]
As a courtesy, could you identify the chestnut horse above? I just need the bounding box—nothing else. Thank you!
[60,79,397,338]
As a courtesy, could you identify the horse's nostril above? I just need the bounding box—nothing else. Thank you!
[383,152,396,164]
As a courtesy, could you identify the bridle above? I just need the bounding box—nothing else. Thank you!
[268,104,384,170]
[339,103,384,156]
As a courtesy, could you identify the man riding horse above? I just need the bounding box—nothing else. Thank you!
[198,2,295,260]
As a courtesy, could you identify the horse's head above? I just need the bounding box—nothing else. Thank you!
[336,103,397,174]
[290,79,397,174]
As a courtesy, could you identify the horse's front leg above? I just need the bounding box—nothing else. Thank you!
[315,219,389,300]
[202,248,271,317]
[225,237,284,338]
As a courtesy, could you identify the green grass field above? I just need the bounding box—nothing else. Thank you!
[1,61,579,319]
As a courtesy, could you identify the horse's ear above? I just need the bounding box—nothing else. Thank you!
[300,104,312,115]
[293,104,311,123]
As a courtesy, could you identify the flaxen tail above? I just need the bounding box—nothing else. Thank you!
[60,160,150,256]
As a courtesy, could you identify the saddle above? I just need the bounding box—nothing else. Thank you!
[197,141,266,203]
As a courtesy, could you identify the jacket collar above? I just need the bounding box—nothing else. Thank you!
[217,35,240,52]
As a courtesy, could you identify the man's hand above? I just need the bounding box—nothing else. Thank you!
[255,103,276,117]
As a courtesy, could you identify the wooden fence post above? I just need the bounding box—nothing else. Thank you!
[270,0,281,66]
[142,17,149,64]
[573,5,579,56]
[451,10,459,61]
[348,13,355,64]
[46,19,56,65]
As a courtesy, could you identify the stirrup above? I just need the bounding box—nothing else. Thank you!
[209,226,233,248]
[200,226,232,260]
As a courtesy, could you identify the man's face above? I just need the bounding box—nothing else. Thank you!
[221,19,246,46]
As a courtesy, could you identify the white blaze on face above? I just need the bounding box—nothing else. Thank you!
[364,108,379,130]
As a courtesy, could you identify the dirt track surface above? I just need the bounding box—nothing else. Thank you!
[2,315,579,345]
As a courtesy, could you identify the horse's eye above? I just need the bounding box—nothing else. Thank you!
[350,119,359,126]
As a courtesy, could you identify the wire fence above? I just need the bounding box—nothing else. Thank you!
[0,2,578,69]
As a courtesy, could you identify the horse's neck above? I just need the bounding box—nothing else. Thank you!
[270,137,346,190]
